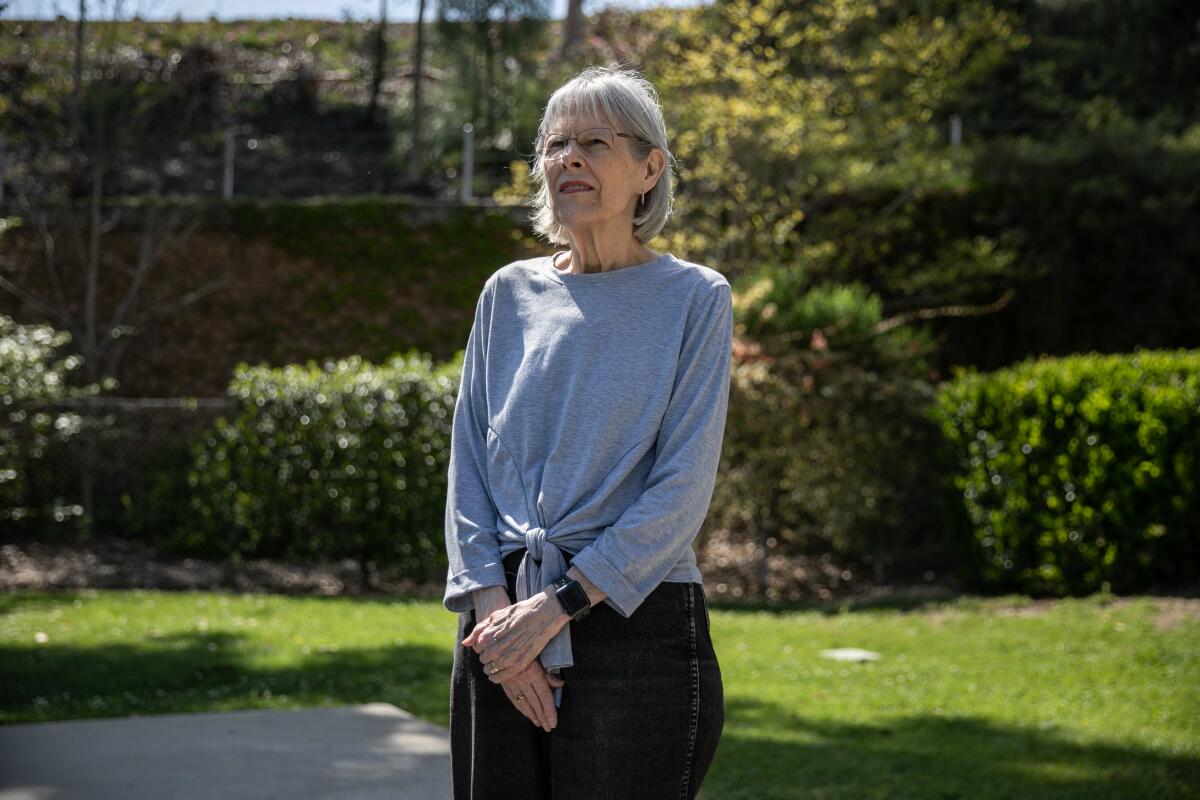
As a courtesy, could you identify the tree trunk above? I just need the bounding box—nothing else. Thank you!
[756,483,779,598]
[560,0,585,59]
[359,552,373,593]
[407,0,427,185]
[71,0,87,137]
[483,23,495,140]
[469,46,480,131]
[366,0,389,127]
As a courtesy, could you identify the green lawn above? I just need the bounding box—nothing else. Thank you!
[1,589,1197,799]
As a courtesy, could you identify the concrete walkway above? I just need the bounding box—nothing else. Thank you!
[0,703,452,800]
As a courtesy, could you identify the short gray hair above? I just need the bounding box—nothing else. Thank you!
[527,65,676,246]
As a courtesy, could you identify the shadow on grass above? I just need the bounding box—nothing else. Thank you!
[0,620,457,729]
[703,588,1200,618]
[707,590,965,617]
[0,588,446,617]
[0,591,84,617]
[704,694,1200,800]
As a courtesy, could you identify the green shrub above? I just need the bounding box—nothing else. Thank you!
[0,313,113,533]
[933,349,1200,594]
[178,351,459,585]
[714,265,948,587]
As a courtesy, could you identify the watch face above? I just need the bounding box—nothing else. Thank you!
[557,579,590,619]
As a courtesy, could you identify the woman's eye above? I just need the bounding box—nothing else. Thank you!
[584,138,607,148]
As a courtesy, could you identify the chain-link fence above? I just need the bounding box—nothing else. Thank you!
[9,397,237,542]
[0,122,522,206]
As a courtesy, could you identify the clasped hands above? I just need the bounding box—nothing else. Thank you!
[463,587,570,732]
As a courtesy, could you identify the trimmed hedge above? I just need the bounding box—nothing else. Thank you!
[933,349,1200,594]
[176,351,460,584]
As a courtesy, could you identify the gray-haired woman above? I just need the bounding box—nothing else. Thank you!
[444,64,730,799]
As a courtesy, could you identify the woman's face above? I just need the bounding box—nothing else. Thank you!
[541,113,651,235]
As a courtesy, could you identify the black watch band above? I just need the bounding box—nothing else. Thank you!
[552,575,591,621]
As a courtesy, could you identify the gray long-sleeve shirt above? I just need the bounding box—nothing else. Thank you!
[442,250,733,708]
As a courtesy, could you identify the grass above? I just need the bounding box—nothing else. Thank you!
[1,589,1197,799]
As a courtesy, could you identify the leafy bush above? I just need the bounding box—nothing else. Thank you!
[712,264,948,588]
[0,313,112,532]
[933,349,1200,594]
[178,351,458,585]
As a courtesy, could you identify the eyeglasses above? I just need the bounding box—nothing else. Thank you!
[540,127,635,159]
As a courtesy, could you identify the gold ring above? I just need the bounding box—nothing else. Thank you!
[514,694,525,703]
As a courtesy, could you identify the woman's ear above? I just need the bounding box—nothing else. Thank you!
[643,149,666,191]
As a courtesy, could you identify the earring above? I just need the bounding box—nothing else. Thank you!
[640,191,646,205]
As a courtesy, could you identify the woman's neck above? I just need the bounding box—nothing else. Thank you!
[556,238,659,274]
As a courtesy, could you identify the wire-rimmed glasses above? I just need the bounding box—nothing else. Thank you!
[540,127,635,159]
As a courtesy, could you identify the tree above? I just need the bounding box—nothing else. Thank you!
[648,0,1025,291]
[0,4,232,532]
[366,0,390,127]
[408,0,430,186]
[436,0,550,139]
[71,0,87,136]
[559,0,585,59]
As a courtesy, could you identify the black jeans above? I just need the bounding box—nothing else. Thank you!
[450,548,725,799]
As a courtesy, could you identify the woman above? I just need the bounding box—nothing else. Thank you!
[443,64,731,799]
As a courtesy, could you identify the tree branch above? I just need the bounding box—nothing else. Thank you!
[106,206,203,338]
[108,274,230,354]
[873,288,1015,334]
[15,184,73,316]
[0,273,71,329]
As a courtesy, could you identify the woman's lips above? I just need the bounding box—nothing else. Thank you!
[560,183,593,193]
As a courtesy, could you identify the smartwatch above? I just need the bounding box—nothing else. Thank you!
[552,575,591,621]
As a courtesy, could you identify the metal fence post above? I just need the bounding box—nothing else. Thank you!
[461,123,474,202]
[950,114,962,162]
[223,127,236,199]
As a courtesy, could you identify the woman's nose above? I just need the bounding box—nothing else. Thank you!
[554,140,586,166]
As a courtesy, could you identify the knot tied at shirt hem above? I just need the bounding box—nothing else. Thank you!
[524,526,548,561]
[497,521,603,709]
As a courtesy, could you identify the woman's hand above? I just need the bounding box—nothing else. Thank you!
[501,662,566,732]
[462,589,568,685]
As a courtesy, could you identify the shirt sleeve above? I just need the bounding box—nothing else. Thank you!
[442,280,508,613]
[569,282,733,618]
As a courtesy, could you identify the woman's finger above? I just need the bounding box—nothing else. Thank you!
[525,665,559,730]
[488,653,537,684]
[487,662,525,686]
[505,684,540,727]
[484,657,509,683]
[463,620,491,650]
[520,681,549,729]
[501,663,556,730]
[530,676,557,730]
